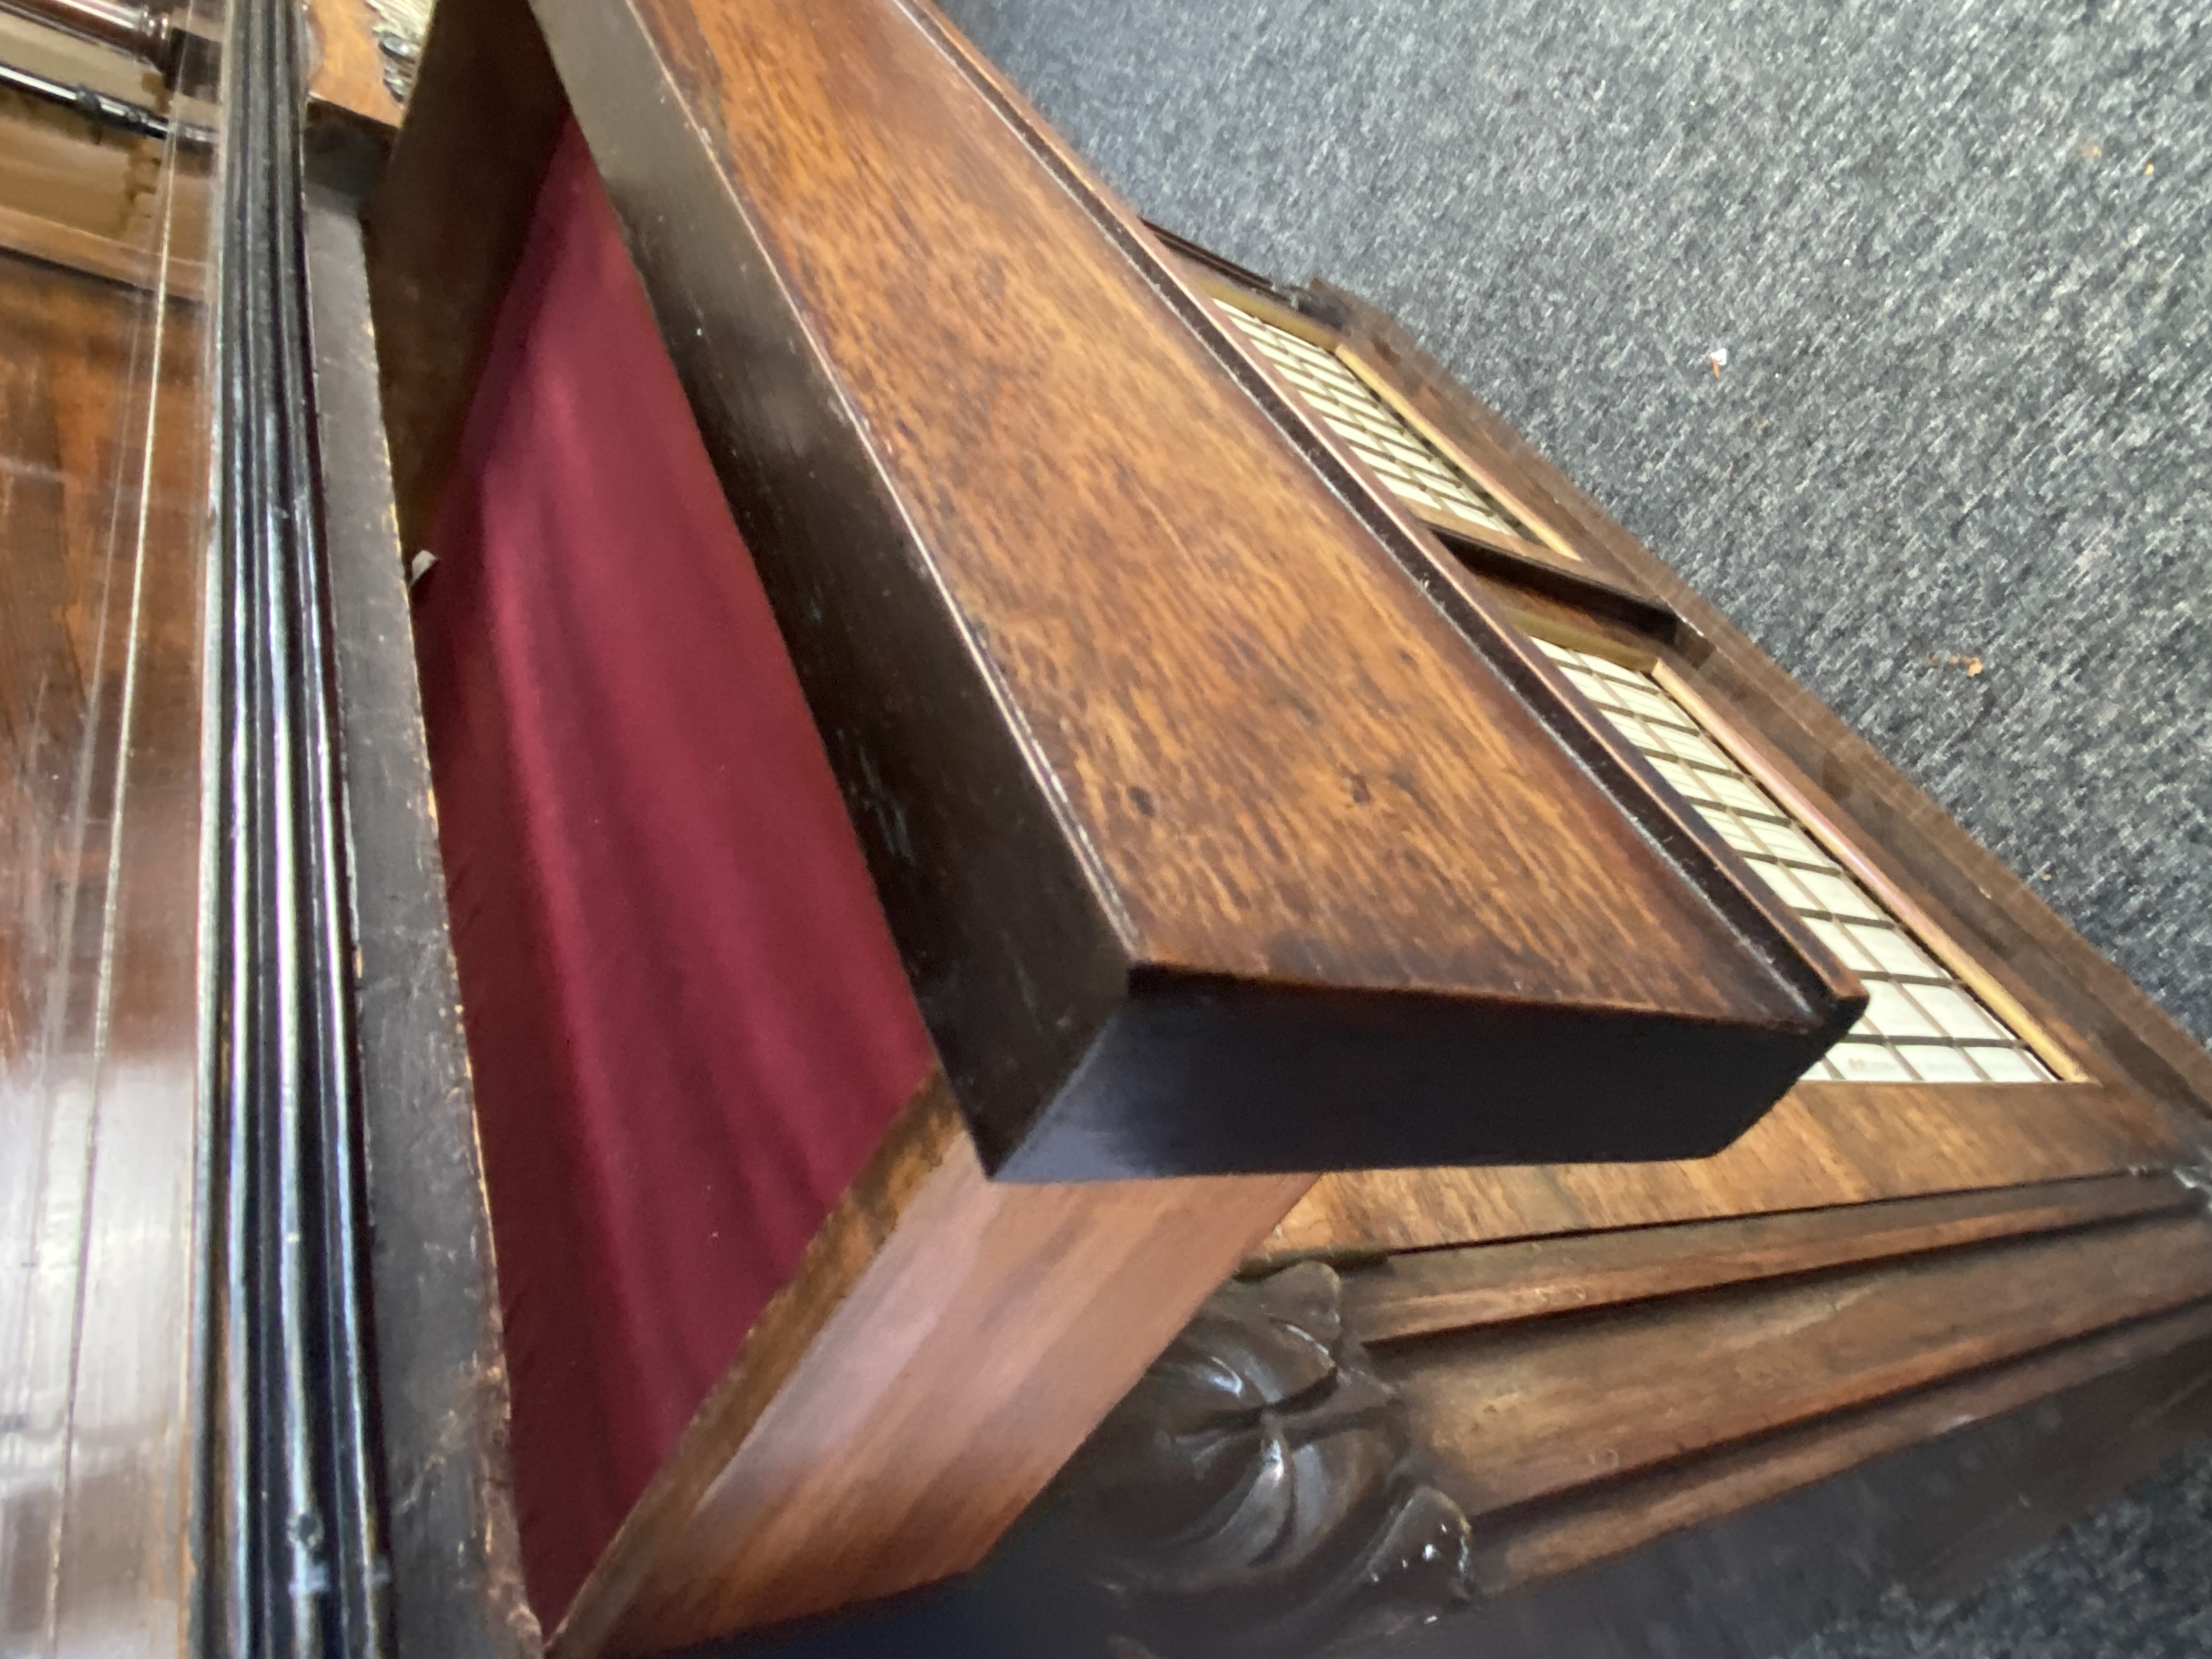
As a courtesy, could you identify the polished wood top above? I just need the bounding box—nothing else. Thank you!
[511,0,1860,1175]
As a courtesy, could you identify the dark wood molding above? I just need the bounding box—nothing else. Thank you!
[514,0,1865,1181]
[1057,1262,1479,1659]
[307,181,542,1659]
[549,1076,1308,1655]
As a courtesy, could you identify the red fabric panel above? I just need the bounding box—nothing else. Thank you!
[411,121,936,1624]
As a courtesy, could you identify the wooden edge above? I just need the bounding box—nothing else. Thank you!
[1434,522,1680,639]
[1141,217,1323,316]
[551,1070,1310,1655]
[0,196,206,299]
[1308,278,2212,1126]
[1393,1206,2212,1525]
[1473,1294,2212,1594]
[304,183,541,1659]
[304,0,407,132]
[1180,266,1864,1045]
[1334,342,1594,573]
[1193,268,1342,349]
[1343,1172,2192,1343]
[362,0,566,555]
[1652,659,2093,1082]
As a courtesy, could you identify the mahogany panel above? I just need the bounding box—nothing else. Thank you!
[525,0,1864,1179]
[1377,1207,2212,1521]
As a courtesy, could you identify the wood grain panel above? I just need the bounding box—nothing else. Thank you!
[526,0,1862,1179]
[550,1077,1307,1657]
[0,244,208,1659]
[1378,1207,2212,1522]
[1338,1173,2192,1341]
[0,89,209,296]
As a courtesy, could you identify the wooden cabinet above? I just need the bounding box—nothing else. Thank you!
[94,0,2203,1654]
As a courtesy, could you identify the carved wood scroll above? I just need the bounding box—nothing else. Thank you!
[1059,1263,1480,1659]
[522,0,1864,1181]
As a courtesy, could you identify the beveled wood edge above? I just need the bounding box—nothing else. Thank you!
[1312,276,2212,1128]
[1653,661,2091,1082]
[1471,1292,2212,1595]
[1182,265,1340,347]
[547,1071,966,1658]
[1340,1171,2193,1344]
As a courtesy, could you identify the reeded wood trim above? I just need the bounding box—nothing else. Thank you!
[522,0,1864,1180]
[549,1075,1308,1656]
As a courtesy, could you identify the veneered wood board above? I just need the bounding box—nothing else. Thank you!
[1340,1172,2193,1341]
[364,0,566,554]
[1320,278,2212,1131]
[1471,1296,2212,1596]
[1376,1207,2212,1521]
[527,0,1861,1179]
[1275,1077,2188,1252]
[550,1080,1306,1657]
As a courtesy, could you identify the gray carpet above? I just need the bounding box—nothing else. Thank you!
[920,1,2212,1653]
[940,0,2212,1052]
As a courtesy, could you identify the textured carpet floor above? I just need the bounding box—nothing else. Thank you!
[731,2,2212,1655]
